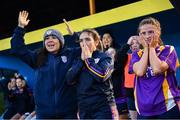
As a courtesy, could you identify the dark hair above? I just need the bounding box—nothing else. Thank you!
[102,30,114,47]
[35,48,48,67]
[16,75,25,80]
[138,17,163,46]
[80,28,103,51]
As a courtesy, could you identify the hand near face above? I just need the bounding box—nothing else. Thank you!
[18,11,30,28]
[83,41,92,59]
[139,35,148,48]
[80,41,92,60]
[149,34,159,48]
[80,42,85,60]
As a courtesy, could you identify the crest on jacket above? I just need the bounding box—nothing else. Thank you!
[61,56,67,63]
[94,58,100,64]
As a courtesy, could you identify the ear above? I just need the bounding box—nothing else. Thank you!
[95,40,99,47]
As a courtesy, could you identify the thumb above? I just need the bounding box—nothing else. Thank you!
[27,19,30,24]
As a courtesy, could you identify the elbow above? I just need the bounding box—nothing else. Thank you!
[135,71,145,77]
[96,77,106,83]
[153,69,161,75]
[152,62,169,75]
[133,66,146,77]
[66,75,75,85]
[66,79,75,85]
[153,67,167,75]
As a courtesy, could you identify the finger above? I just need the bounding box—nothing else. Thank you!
[27,19,30,24]
[80,42,84,49]
[19,11,21,18]
[83,41,88,48]
[139,36,143,44]
[63,19,69,25]
[24,11,29,20]
[23,10,27,18]
[22,10,25,17]
[63,19,67,23]
[83,42,89,51]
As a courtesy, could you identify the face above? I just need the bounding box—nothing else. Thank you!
[16,78,23,89]
[102,33,112,49]
[139,24,160,45]
[44,35,61,54]
[10,78,16,87]
[79,32,98,53]
[130,39,140,52]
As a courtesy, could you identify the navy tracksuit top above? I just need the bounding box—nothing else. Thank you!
[10,27,80,116]
[66,51,115,110]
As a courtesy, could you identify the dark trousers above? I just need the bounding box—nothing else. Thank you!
[79,104,112,119]
[36,112,78,119]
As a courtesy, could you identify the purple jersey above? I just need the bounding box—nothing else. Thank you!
[129,45,180,116]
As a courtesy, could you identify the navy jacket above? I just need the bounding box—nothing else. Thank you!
[66,51,115,110]
[8,88,30,115]
[10,27,80,116]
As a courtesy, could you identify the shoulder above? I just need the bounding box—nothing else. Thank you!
[66,47,81,52]
[97,51,109,58]
[96,51,112,62]
[132,49,143,58]
[158,45,176,55]
[57,47,81,60]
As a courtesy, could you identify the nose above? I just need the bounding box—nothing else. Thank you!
[105,38,109,42]
[143,33,150,38]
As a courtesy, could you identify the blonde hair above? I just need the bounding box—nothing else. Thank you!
[138,17,163,45]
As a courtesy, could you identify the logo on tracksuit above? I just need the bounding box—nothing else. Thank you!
[94,58,100,64]
[61,56,67,63]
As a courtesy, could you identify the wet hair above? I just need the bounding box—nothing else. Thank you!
[80,28,103,51]
[137,17,164,46]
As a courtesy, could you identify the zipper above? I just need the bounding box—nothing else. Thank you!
[53,55,58,114]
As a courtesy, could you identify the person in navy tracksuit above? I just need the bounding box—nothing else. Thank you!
[66,29,119,119]
[10,11,80,119]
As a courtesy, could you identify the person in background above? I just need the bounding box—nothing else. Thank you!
[116,35,141,120]
[0,76,10,119]
[129,17,180,119]
[3,76,30,119]
[101,31,117,52]
[10,76,30,120]
[102,31,130,119]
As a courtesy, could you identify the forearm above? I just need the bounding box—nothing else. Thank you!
[10,113,21,120]
[66,59,83,85]
[149,47,168,74]
[133,47,148,76]
[84,58,112,82]
[11,26,26,49]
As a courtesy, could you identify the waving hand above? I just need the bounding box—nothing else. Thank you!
[18,11,30,28]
